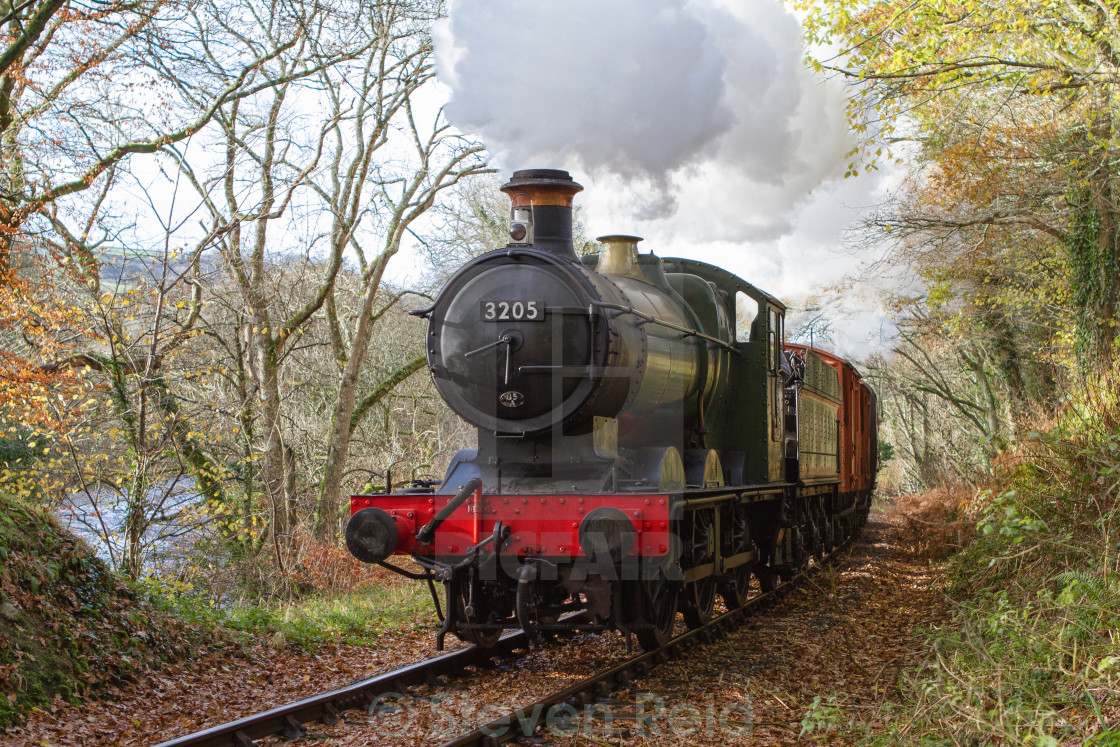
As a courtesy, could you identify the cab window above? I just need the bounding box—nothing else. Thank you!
[735,291,758,343]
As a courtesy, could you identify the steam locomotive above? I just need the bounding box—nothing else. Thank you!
[345,169,878,651]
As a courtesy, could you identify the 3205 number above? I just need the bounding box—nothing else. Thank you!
[480,300,544,321]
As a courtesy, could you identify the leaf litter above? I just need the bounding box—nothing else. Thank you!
[7,499,947,745]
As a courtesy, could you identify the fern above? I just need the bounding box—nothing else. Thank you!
[1055,571,1118,604]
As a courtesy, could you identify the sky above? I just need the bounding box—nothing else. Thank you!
[110,0,904,360]
[409,0,903,359]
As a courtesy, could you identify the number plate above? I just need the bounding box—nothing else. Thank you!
[479,300,545,322]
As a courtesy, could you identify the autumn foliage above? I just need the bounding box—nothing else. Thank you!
[288,531,385,595]
[893,488,974,560]
[0,272,87,438]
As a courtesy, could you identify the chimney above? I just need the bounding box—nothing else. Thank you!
[501,169,583,260]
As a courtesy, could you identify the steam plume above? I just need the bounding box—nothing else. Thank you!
[435,0,853,239]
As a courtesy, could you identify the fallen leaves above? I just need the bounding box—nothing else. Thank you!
[5,499,949,746]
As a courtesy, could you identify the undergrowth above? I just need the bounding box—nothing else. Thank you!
[871,379,1120,745]
[1,489,436,730]
[155,580,432,649]
[149,530,435,649]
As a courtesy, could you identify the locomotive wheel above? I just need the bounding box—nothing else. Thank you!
[635,573,679,651]
[721,563,753,609]
[682,510,716,629]
[452,583,502,649]
[756,567,780,593]
[719,503,753,609]
[808,507,825,561]
[793,526,809,572]
[822,512,837,552]
[755,537,782,593]
[859,500,872,524]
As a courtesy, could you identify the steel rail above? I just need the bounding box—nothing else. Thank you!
[438,532,861,747]
[154,528,862,747]
[152,627,540,747]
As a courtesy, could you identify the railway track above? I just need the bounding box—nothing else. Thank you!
[156,533,858,747]
[438,590,782,746]
[435,541,853,747]
[152,630,541,747]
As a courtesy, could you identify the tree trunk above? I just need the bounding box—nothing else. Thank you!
[314,253,393,540]
[255,332,290,552]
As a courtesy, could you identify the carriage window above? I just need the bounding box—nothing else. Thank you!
[735,291,757,343]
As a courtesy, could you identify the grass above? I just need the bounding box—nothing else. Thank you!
[881,575,1120,745]
[158,579,434,650]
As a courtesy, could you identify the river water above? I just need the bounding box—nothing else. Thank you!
[54,477,206,575]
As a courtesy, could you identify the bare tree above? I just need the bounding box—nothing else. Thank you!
[0,0,340,278]
[786,295,840,349]
[161,0,486,552]
[26,161,225,579]
[310,0,487,538]
[864,321,1017,492]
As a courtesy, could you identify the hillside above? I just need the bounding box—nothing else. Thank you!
[0,494,206,728]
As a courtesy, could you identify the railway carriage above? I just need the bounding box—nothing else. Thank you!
[346,169,878,651]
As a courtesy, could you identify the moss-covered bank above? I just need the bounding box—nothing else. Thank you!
[0,493,200,728]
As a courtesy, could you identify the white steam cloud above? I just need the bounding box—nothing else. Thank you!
[435,0,855,240]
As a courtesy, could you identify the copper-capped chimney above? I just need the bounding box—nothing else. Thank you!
[501,169,583,260]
